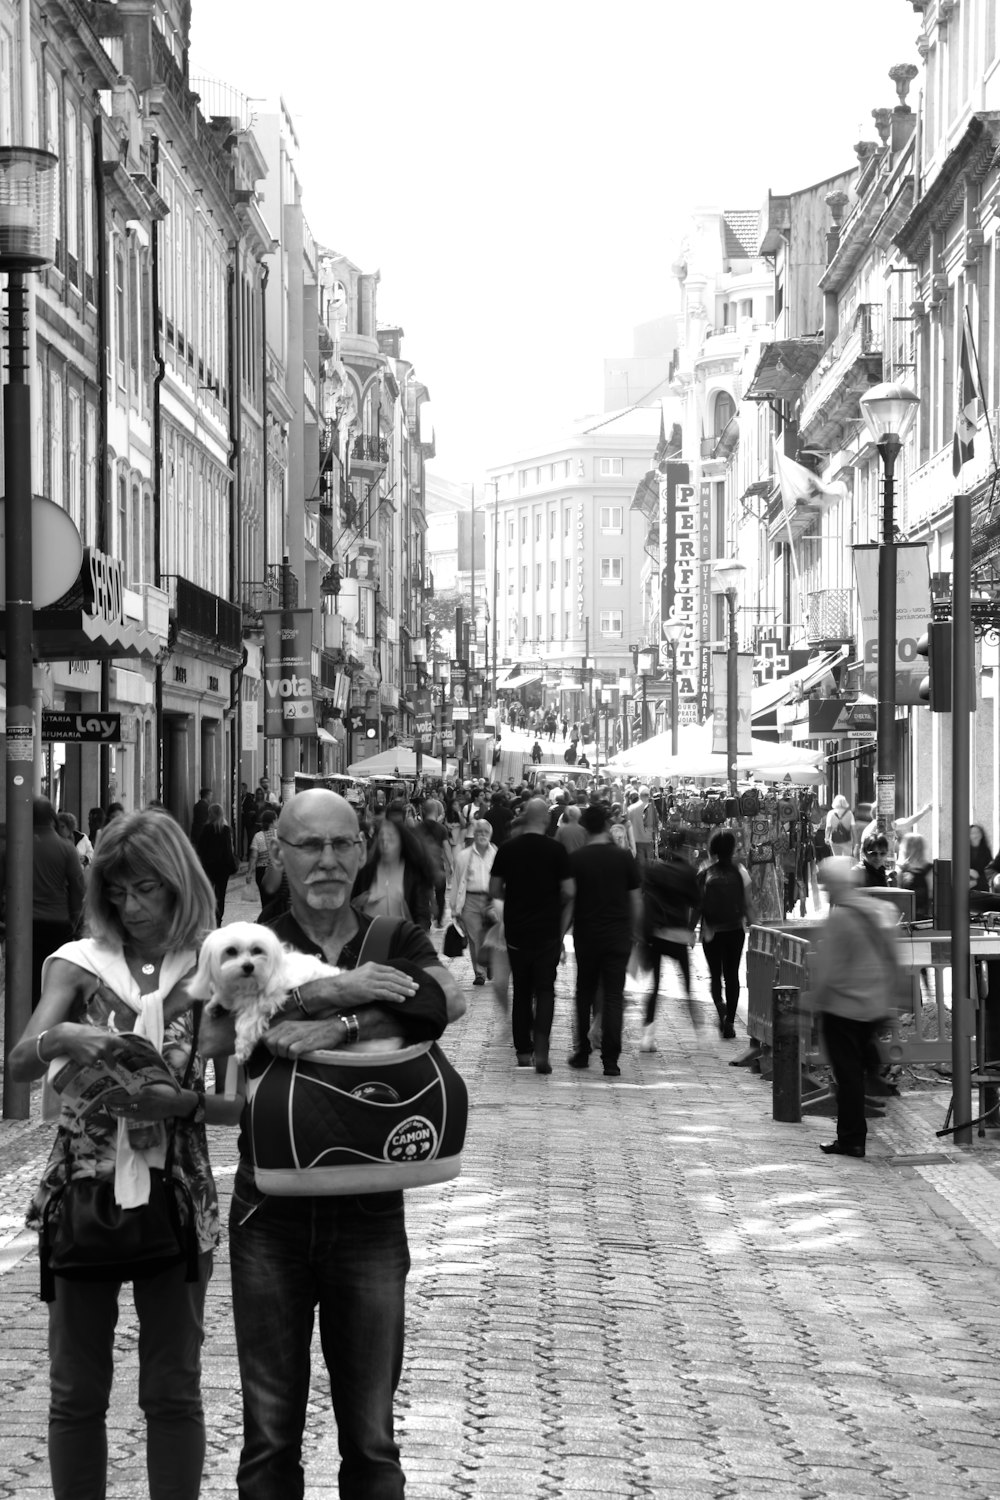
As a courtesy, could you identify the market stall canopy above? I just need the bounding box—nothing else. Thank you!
[347,748,459,779]
[497,671,542,691]
[603,721,824,784]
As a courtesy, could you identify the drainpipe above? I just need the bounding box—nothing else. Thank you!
[228,246,244,828]
[94,102,112,807]
[151,134,166,802]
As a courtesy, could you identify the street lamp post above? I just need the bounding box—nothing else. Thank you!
[636,647,657,742]
[713,561,747,797]
[662,620,686,758]
[858,382,920,838]
[0,147,57,1119]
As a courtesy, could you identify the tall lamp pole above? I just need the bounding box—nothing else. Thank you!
[713,560,747,797]
[663,620,685,758]
[637,646,656,742]
[858,382,920,838]
[0,148,57,1119]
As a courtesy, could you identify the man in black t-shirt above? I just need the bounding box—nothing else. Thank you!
[567,803,641,1077]
[490,797,574,1073]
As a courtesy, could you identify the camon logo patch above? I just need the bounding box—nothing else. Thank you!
[384,1116,438,1163]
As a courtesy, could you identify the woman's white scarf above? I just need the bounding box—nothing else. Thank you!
[43,939,196,1208]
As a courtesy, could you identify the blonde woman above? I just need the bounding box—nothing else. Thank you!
[824,795,855,854]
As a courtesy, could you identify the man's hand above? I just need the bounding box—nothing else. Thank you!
[265,1018,350,1058]
[301,963,419,1011]
[105,1082,185,1119]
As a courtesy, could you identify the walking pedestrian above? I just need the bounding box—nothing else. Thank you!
[697,828,756,1038]
[32,798,85,1010]
[566,803,641,1078]
[812,857,900,1157]
[190,786,212,845]
[353,815,435,930]
[626,786,657,869]
[245,807,281,910]
[417,798,452,925]
[452,819,497,985]
[489,797,574,1073]
[196,803,238,925]
[639,830,701,1049]
[200,788,464,1499]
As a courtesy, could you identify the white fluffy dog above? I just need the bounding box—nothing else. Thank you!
[189,922,341,1062]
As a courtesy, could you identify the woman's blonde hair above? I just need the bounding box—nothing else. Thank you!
[86,808,216,949]
[898,832,926,865]
[831,794,849,813]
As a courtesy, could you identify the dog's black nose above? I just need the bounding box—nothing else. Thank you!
[241,961,255,974]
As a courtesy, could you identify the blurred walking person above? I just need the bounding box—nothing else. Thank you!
[490,797,574,1073]
[566,803,641,1078]
[452,819,497,985]
[812,858,900,1158]
[697,829,755,1038]
[639,831,701,1050]
[196,803,238,926]
[32,798,85,1010]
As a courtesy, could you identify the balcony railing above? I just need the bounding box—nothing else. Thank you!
[806,588,854,644]
[798,303,883,415]
[318,507,335,557]
[351,434,389,465]
[170,576,242,653]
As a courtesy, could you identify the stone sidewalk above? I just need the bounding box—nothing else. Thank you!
[3,881,1000,1497]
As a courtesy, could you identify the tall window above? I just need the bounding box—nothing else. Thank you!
[535,614,542,639]
[129,242,141,392]
[564,558,571,585]
[130,484,141,584]
[144,491,155,586]
[84,406,97,543]
[549,509,556,538]
[601,557,623,583]
[45,75,60,256]
[600,506,623,532]
[713,391,736,436]
[521,565,527,592]
[118,474,128,564]
[535,513,541,541]
[115,245,126,379]
[49,374,64,508]
[564,508,571,536]
[82,123,94,298]
[520,514,527,543]
[550,560,556,586]
[67,390,81,528]
[507,518,514,545]
[64,99,78,280]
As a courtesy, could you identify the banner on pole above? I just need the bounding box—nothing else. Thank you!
[852,543,930,706]
[262,610,317,739]
[710,653,754,755]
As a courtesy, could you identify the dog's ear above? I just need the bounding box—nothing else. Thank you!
[186,938,221,1000]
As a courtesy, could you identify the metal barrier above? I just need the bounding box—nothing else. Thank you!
[746,925,817,1054]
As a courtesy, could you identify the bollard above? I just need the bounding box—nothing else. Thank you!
[772,984,802,1123]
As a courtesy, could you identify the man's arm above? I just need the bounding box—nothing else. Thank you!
[559,877,575,940]
[893,802,932,834]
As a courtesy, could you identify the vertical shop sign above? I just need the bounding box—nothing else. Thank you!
[262,610,317,738]
[852,543,930,706]
[658,463,703,709]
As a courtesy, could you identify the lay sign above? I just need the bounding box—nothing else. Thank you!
[262,610,317,740]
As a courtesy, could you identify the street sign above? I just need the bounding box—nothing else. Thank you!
[847,731,876,741]
[41,711,121,744]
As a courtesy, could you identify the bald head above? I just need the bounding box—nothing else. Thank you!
[521,797,551,831]
[277,788,359,841]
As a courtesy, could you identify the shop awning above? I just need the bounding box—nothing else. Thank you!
[744,338,824,403]
[316,725,337,744]
[750,645,848,721]
[630,468,659,516]
[0,608,163,663]
[499,671,542,691]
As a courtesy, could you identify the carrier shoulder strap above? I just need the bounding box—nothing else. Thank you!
[356,915,404,967]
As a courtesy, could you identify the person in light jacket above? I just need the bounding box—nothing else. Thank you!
[451,819,497,985]
[811,858,900,1159]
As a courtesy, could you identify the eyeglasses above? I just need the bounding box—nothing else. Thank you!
[278,835,364,859]
[870,846,889,857]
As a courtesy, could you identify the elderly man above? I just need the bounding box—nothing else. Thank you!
[812,858,899,1159]
[201,789,464,1500]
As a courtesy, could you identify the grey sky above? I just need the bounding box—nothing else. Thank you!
[190,0,919,483]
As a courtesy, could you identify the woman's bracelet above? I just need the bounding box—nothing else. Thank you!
[35,1030,50,1066]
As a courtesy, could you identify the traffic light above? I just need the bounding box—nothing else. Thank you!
[916,622,952,712]
[364,717,378,740]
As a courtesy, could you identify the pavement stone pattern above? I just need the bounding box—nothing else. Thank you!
[3,876,1000,1496]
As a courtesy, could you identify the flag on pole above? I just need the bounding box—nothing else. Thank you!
[953,311,980,477]
[773,447,847,518]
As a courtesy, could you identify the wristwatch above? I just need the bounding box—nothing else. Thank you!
[341,1013,361,1045]
[188,1090,207,1125]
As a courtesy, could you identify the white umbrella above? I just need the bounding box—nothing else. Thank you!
[347,748,459,779]
[604,721,824,784]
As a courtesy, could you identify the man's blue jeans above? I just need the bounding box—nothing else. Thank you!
[229,1168,410,1500]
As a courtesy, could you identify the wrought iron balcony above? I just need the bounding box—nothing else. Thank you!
[806,587,854,645]
[168,576,242,657]
[351,433,389,466]
[798,304,884,450]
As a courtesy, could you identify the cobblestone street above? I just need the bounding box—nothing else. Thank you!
[3,881,1000,1497]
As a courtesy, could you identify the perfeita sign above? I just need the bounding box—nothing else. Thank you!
[262,610,317,739]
